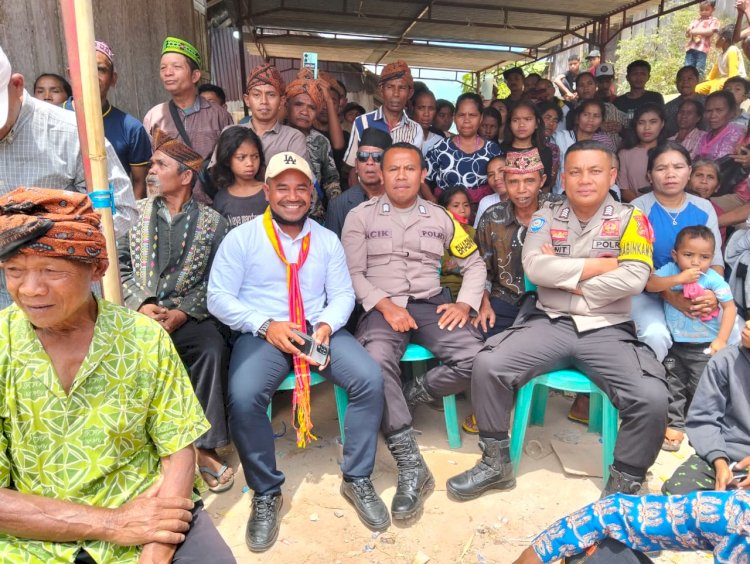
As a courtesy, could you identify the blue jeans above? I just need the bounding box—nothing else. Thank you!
[684,49,708,77]
[228,329,384,495]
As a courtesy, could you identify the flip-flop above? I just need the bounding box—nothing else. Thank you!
[661,438,683,452]
[567,412,589,425]
[199,463,235,493]
[462,414,479,434]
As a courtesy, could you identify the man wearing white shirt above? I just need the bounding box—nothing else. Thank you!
[207,152,387,553]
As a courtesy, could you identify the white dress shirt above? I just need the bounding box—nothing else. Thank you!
[207,215,355,334]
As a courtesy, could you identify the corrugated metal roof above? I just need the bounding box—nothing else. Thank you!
[212,0,682,72]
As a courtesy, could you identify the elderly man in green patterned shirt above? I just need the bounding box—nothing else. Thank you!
[118,128,233,495]
[0,187,234,563]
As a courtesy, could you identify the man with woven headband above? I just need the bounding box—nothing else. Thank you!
[63,40,152,199]
[448,140,667,502]
[343,60,422,184]
[0,187,234,563]
[117,128,233,496]
[0,45,137,308]
[285,69,342,222]
[237,62,307,165]
[143,36,233,203]
[208,151,387,552]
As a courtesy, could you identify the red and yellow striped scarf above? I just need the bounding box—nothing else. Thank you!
[263,207,316,447]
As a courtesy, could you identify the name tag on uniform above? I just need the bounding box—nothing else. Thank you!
[554,244,571,255]
[419,229,445,240]
[367,229,392,239]
[593,240,620,250]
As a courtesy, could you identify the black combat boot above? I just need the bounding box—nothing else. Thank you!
[601,466,643,498]
[402,370,438,412]
[385,427,434,520]
[245,492,283,552]
[446,437,515,501]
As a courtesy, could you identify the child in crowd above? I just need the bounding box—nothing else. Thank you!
[32,73,72,106]
[438,186,475,300]
[645,226,737,452]
[685,1,720,77]
[618,103,667,201]
[500,101,553,189]
[689,159,726,241]
[696,25,748,94]
[662,319,750,495]
[723,76,750,126]
[480,107,502,143]
[210,126,267,228]
[474,155,507,228]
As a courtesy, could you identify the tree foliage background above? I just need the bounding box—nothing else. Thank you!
[614,5,735,97]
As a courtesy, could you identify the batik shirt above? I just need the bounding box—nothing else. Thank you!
[532,491,750,563]
[118,197,228,319]
[306,129,341,222]
[0,299,209,563]
[476,193,559,305]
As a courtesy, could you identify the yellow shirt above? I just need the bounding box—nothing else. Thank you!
[0,299,209,563]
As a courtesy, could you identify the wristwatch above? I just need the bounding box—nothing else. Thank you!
[258,319,273,340]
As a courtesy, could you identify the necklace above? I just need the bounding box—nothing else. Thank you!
[658,195,686,226]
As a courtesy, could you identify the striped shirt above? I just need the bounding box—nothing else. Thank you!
[344,107,422,167]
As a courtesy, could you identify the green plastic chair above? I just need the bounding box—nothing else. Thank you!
[510,277,619,482]
[267,372,349,442]
[401,343,462,449]
[333,343,462,449]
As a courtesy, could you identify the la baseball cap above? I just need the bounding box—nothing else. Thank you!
[595,63,615,78]
[264,151,314,183]
[0,47,11,127]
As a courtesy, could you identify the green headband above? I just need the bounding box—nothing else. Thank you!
[162,36,201,67]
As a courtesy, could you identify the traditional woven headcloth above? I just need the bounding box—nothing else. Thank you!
[95,40,114,66]
[151,127,204,173]
[285,68,325,111]
[161,36,202,68]
[246,63,285,94]
[318,70,345,99]
[504,148,545,175]
[0,187,106,263]
[379,60,413,87]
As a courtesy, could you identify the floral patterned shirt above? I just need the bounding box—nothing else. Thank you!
[0,299,209,563]
[532,491,750,563]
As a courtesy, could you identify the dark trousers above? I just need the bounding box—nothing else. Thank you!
[472,313,668,472]
[227,329,383,495]
[74,502,235,563]
[171,317,230,451]
[481,297,520,339]
[662,454,718,495]
[664,342,710,431]
[566,538,653,563]
[355,294,484,434]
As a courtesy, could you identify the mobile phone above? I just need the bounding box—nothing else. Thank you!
[729,461,748,485]
[290,329,330,365]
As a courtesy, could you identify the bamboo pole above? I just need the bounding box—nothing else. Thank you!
[60,0,123,304]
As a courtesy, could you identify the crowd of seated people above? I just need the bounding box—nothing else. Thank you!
[6,11,750,559]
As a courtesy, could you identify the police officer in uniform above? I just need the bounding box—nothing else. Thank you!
[342,142,485,521]
[447,140,668,501]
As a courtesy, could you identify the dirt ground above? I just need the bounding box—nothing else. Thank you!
[204,385,712,563]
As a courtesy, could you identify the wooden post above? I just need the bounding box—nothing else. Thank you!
[59,0,123,304]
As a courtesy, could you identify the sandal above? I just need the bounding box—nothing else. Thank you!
[661,429,684,452]
[567,394,590,425]
[462,414,479,434]
[199,463,235,493]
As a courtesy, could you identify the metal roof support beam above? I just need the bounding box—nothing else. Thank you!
[376,0,434,65]
[360,0,599,20]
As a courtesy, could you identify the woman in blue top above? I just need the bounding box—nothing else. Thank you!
[425,92,502,211]
[631,142,726,363]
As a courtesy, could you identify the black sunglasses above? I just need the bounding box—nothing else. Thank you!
[356,150,384,163]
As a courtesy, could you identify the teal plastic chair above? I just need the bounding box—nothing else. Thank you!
[267,372,349,442]
[510,277,619,482]
[333,343,462,449]
[401,343,462,449]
